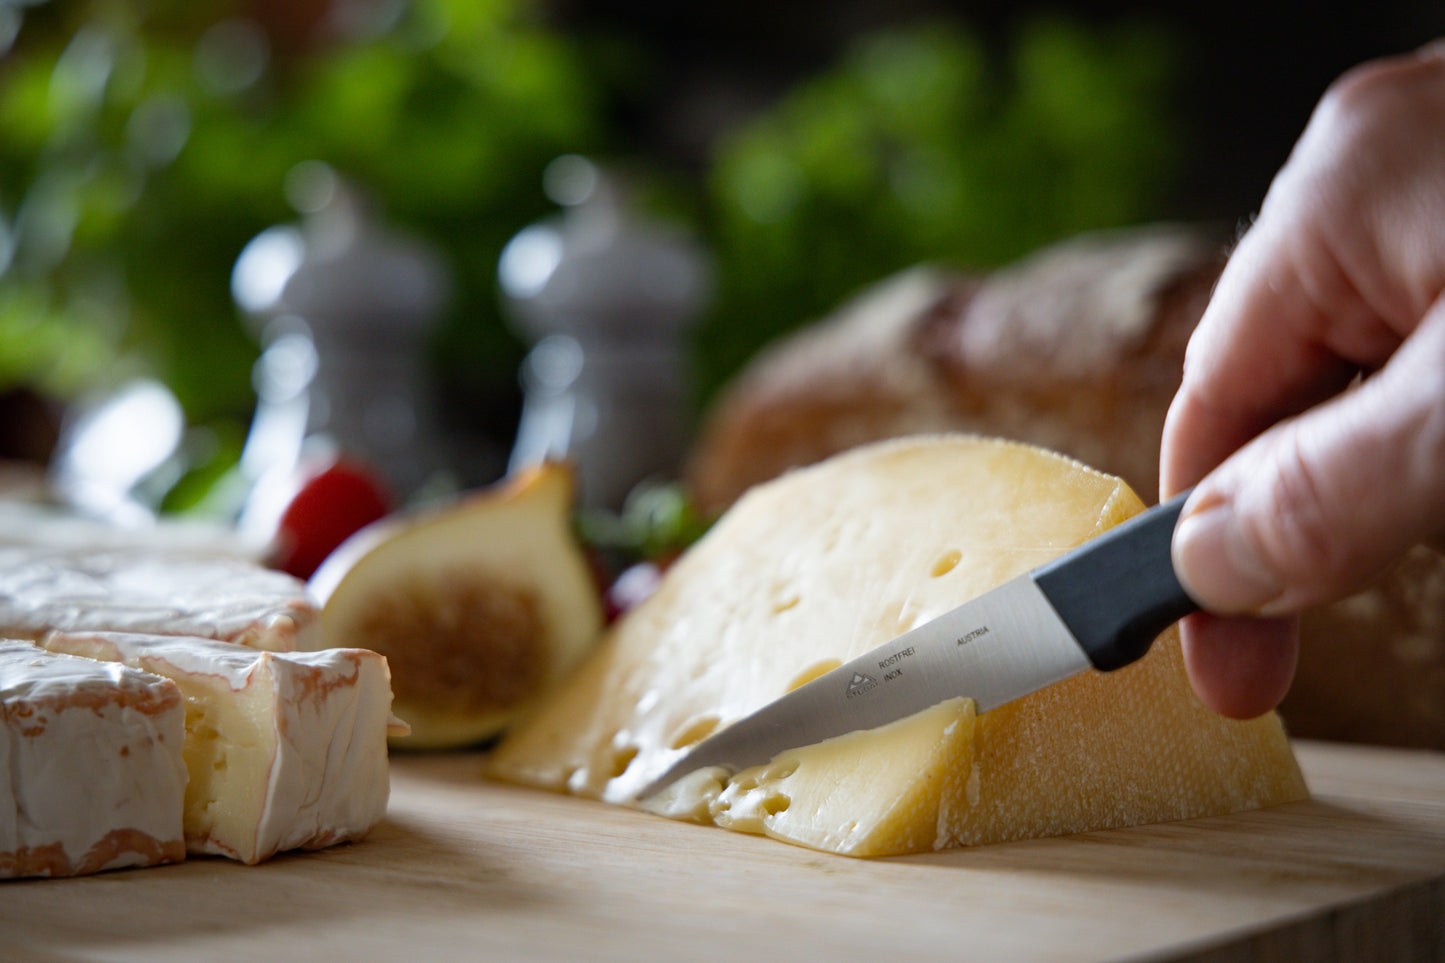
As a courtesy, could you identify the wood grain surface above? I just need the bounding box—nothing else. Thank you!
[4,740,1444,962]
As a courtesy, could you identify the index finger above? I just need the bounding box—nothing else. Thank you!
[1160,218,1363,497]
[1162,49,1444,497]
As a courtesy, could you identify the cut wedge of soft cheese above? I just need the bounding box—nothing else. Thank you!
[42,630,397,864]
[2,638,187,878]
[0,547,320,652]
[487,435,1308,857]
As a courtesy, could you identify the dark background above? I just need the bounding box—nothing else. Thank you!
[1,1,1441,505]
[555,0,1441,215]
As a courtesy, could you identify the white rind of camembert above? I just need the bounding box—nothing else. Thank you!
[1,638,187,878]
[42,631,396,864]
[0,547,320,651]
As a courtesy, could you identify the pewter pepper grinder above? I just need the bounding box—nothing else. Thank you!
[499,155,711,509]
[232,167,450,505]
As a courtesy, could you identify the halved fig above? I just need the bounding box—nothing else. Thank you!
[309,463,604,749]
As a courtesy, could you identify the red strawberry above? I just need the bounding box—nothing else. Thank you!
[273,458,392,579]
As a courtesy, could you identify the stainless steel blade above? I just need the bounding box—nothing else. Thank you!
[635,572,1089,799]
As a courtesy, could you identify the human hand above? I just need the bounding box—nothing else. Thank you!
[1159,41,1445,720]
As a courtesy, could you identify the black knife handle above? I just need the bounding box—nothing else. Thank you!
[1032,488,1198,672]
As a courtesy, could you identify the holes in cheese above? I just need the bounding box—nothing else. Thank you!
[714,782,793,830]
[767,579,802,615]
[766,761,799,781]
[786,660,841,692]
[771,594,801,614]
[606,742,639,780]
[487,435,1308,857]
[670,715,721,750]
[930,550,962,578]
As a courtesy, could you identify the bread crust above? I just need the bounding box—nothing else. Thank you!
[685,224,1445,749]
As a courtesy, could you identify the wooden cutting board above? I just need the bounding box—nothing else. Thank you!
[4,739,1444,962]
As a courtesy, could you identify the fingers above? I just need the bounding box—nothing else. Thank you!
[1164,48,1445,506]
[1178,612,1299,720]
[1159,220,1366,499]
[1172,297,1445,616]
[1160,45,1445,719]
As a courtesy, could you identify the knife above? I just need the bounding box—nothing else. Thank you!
[636,488,1198,800]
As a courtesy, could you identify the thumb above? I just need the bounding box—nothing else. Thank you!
[1172,298,1445,616]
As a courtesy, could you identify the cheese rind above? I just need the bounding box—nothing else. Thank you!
[42,631,394,864]
[1,639,187,878]
[0,548,319,651]
[488,435,1308,856]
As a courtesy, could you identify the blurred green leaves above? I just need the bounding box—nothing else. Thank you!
[0,2,1183,491]
[576,478,712,571]
[0,284,119,394]
[697,17,1181,399]
[0,0,607,429]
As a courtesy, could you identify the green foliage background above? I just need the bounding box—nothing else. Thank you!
[700,16,1179,397]
[0,0,1182,503]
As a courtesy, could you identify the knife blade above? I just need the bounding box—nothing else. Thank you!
[635,488,1197,800]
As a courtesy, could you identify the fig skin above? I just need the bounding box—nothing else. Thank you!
[310,463,605,749]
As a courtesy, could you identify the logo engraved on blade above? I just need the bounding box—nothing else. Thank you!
[845,672,877,697]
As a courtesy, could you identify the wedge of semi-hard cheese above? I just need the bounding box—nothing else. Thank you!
[487,435,1309,857]
[42,631,397,864]
[0,547,319,651]
[1,638,187,878]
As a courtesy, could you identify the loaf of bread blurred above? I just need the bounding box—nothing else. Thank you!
[685,224,1445,750]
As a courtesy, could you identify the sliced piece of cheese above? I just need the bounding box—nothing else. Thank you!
[488,434,1308,857]
[0,547,319,651]
[1,638,187,878]
[42,631,396,864]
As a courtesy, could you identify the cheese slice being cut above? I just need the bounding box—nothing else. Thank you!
[0,547,319,652]
[1,638,187,878]
[487,435,1308,857]
[42,630,397,864]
